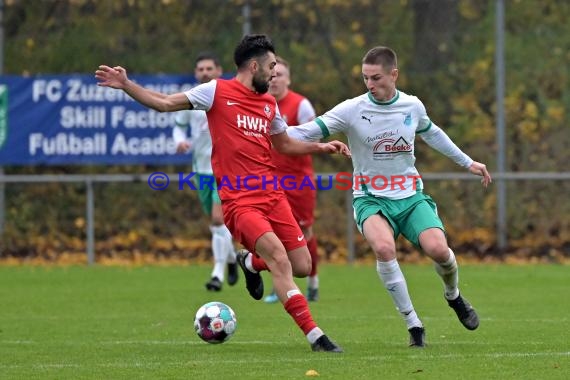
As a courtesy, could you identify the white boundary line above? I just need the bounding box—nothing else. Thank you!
[1,339,567,346]
[0,351,568,370]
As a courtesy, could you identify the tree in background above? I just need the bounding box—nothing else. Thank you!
[1,0,568,261]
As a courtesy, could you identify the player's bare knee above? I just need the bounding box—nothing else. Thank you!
[301,226,313,241]
[211,217,224,226]
[372,241,396,261]
[292,257,311,277]
[270,253,293,275]
[423,242,449,261]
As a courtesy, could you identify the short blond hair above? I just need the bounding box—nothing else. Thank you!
[275,56,290,69]
[362,46,397,70]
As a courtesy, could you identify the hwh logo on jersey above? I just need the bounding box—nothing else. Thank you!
[237,114,268,134]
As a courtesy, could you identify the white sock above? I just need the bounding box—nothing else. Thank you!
[377,259,422,329]
[306,327,324,344]
[244,251,256,273]
[211,262,225,281]
[307,275,319,289]
[434,248,459,300]
[220,225,236,264]
[286,289,302,298]
[210,225,227,281]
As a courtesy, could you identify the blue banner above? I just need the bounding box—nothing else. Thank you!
[0,74,200,165]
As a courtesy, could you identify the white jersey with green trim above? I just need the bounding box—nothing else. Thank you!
[173,110,213,174]
[288,90,473,199]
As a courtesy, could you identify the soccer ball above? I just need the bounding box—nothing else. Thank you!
[194,301,237,344]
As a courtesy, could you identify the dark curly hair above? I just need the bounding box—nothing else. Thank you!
[234,34,276,69]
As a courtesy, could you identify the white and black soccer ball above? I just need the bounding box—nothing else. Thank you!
[194,301,237,344]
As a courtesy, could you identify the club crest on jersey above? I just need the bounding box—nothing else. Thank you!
[403,112,412,126]
[264,104,272,118]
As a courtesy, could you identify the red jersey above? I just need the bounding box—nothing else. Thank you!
[271,90,315,178]
[185,78,287,202]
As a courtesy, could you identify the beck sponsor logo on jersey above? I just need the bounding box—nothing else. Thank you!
[372,136,412,160]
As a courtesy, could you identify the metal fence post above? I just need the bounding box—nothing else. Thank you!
[86,178,95,265]
[495,0,507,251]
[345,188,354,263]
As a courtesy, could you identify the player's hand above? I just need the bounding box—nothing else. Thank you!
[320,140,351,157]
[176,141,191,154]
[469,161,492,188]
[95,65,129,89]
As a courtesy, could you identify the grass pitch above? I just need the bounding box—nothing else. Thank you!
[0,263,568,379]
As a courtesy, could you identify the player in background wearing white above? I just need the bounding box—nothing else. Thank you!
[172,52,238,291]
[288,46,492,347]
[264,57,320,303]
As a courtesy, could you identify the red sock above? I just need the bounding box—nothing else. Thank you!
[284,294,317,335]
[250,252,269,272]
[307,236,318,277]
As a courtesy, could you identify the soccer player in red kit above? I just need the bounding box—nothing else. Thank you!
[265,56,320,303]
[95,34,348,352]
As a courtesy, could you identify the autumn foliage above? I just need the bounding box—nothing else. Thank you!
[1,0,568,263]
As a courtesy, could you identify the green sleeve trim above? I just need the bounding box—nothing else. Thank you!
[315,117,330,138]
[416,121,432,134]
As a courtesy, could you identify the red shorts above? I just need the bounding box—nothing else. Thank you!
[222,193,305,253]
[284,185,316,228]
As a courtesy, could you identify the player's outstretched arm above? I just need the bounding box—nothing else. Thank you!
[95,65,191,113]
[419,124,492,188]
[286,121,324,142]
[468,161,492,188]
[271,132,350,157]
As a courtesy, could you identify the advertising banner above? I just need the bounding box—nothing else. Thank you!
[0,74,199,165]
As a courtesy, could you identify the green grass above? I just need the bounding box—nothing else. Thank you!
[0,264,568,379]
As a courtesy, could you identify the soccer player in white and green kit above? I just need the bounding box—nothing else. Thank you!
[173,52,238,292]
[288,46,492,347]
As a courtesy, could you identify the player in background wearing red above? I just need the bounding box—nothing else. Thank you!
[264,56,320,303]
[95,34,349,353]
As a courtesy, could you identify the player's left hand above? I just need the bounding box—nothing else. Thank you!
[322,140,351,157]
[95,65,129,89]
[469,161,492,188]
